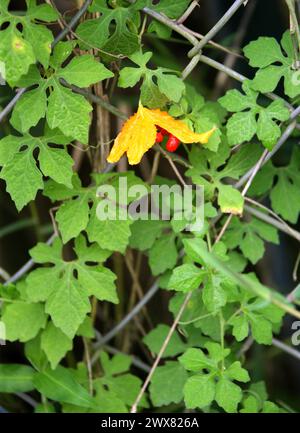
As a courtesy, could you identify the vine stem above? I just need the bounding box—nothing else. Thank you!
[272,338,300,361]
[188,0,248,57]
[177,1,200,24]
[235,121,297,189]
[244,198,300,242]
[182,0,249,79]
[0,88,26,123]
[91,281,159,362]
[130,292,192,413]
[52,0,93,45]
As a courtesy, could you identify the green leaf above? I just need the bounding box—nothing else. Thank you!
[0,148,43,210]
[75,264,118,304]
[168,264,204,292]
[77,1,140,56]
[129,219,168,251]
[222,143,262,179]
[149,235,178,276]
[156,72,185,103]
[151,0,192,19]
[90,385,127,413]
[23,21,53,69]
[219,81,289,148]
[223,217,279,265]
[229,315,249,341]
[76,316,95,339]
[118,66,144,88]
[270,165,300,223]
[38,145,74,187]
[56,199,90,243]
[104,374,146,408]
[226,111,257,146]
[182,237,208,265]
[141,75,168,108]
[240,231,265,264]
[27,238,118,338]
[217,184,244,216]
[184,375,215,409]
[215,377,242,413]
[10,87,47,132]
[256,101,289,150]
[240,395,259,413]
[41,322,73,369]
[57,54,113,87]
[25,335,48,371]
[0,27,35,85]
[118,50,185,106]
[244,32,300,97]
[262,401,282,413]
[45,272,90,339]
[0,0,57,84]
[100,352,131,376]
[143,324,186,358]
[10,42,110,143]
[0,364,35,393]
[202,275,227,312]
[47,83,92,144]
[34,366,94,407]
[87,206,133,253]
[226,361,250,383]
[0,128,73,210]
[2,302,47,342]
[149,361,188,407]
[179,348,216,372]
[244,37,284,68]
[248,313,273,345]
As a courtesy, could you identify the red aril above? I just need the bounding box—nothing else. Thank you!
[166,134,180,152]
[155,131,164,143]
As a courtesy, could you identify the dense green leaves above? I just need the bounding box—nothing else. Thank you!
[41,323,73,369]
[26,237,117,338]
[223,216,279,264]
[0,2,296,415]
[0,127,73,210]
[118,51,185,107]
[179,343,250,412]
[244,31,300,97]
[149,362,188,407]
[144,324,187,357]
[186,141,262,215]
[249,147,300,223]
[44,172,143,252]
[34,366,94,407]
[0,0,58,84]
[219,81,289,149]
[0,364,36,393]
[77,0,141,56]
[10,43,113,144]
[149,234,178,275]
[2,302,47,343]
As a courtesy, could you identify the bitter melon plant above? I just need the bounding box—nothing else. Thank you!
[0,0,300,414]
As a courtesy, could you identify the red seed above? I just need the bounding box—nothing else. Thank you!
[166,134,180,152]
[160,128,168,135]
[156,131,164,143]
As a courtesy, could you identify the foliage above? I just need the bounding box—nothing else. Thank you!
[0,0,299,415]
